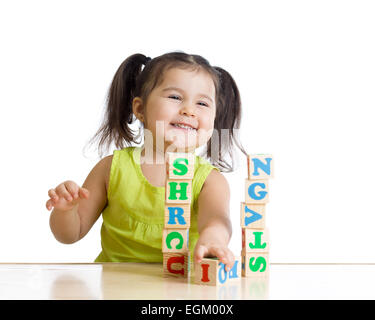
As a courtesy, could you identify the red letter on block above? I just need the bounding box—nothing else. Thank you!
[200,263,210,282]
[167,256,185,275]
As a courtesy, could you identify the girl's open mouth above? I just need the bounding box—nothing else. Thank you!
[170,123,197,131]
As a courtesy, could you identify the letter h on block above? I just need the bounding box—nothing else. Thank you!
[194,257,241,286]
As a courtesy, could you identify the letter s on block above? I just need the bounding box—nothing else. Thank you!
[249,256,267,273]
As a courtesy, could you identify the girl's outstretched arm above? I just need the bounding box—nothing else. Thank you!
[194,169,235,271]
[48,155,112,244]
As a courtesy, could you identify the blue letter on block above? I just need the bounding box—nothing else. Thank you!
[167,207,186,225]
[229,261,239,279]
[218,263,228,284]
[252,157,272,177]
[248,182,267,200]
[244,205,262,226]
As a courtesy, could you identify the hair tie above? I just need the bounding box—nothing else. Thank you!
[144,56,151,65]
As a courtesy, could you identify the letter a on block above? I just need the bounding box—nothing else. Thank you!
[167,152,195,180]
[248,154,274,180]
[240,203,266,229]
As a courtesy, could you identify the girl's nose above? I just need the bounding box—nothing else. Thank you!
[180,103,196,117]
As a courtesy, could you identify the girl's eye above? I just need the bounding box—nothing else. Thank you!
[198,102,208,107]
[168,95,181,100]
[168,95,209,107]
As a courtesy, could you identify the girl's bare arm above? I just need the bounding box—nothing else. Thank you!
[194,169,235,271]
[47,155,112,244]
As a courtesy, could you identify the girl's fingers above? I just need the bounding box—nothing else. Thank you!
[194,245,208,264]
[64,181,80,199]
[211,247,227,263]
[223,249,235,271]
[56,184,73,202]
[48,189,58,201]
[79,187,90,199]
[46,199,53,210]
[206,246,235,271]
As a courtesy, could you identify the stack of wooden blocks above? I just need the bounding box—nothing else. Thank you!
[241,154,274,277]
[162,152,195,278]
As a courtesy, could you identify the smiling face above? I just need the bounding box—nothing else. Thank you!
[133,67,217,156]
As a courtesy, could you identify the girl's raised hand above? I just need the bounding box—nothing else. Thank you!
[46,180,89,211]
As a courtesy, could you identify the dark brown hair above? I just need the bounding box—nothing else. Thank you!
[88,51,247,172]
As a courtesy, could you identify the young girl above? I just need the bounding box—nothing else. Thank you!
[46,51,246,271]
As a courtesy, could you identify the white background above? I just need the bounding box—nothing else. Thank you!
[0,0,374,263]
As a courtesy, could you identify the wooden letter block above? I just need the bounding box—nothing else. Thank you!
[164,204,191,229]
[165,179,192,204]
[194,257,241,286]
[242,228,269,253]
[242,252,269,277]
[162,228,189,253]
[163,252,190,278]
[248,154,274,180]
[245,179,269,204]
[240,203,266,229]
[167,152,195,180]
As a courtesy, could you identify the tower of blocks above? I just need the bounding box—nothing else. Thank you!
[162,152,195,278]
[241,154,274,277]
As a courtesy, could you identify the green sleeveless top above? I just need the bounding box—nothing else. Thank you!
[94,146,219,263]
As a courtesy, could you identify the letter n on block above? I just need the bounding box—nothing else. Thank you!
[248,154,274,180]
[245,179,269,204]
[240,203,266,229]
[166,179,192,204]
[164,204,191,229]
[162,229,189,253]
[167,152,195,180]
[242,252,269,277]
[163,252,190,278]
[194,257,241,286]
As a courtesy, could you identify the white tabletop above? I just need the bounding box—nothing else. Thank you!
[0,263,374,300]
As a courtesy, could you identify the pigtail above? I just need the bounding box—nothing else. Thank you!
[207,66,247,172]
[89,53,150,156]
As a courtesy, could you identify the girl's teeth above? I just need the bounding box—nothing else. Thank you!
[172,124,196,130]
